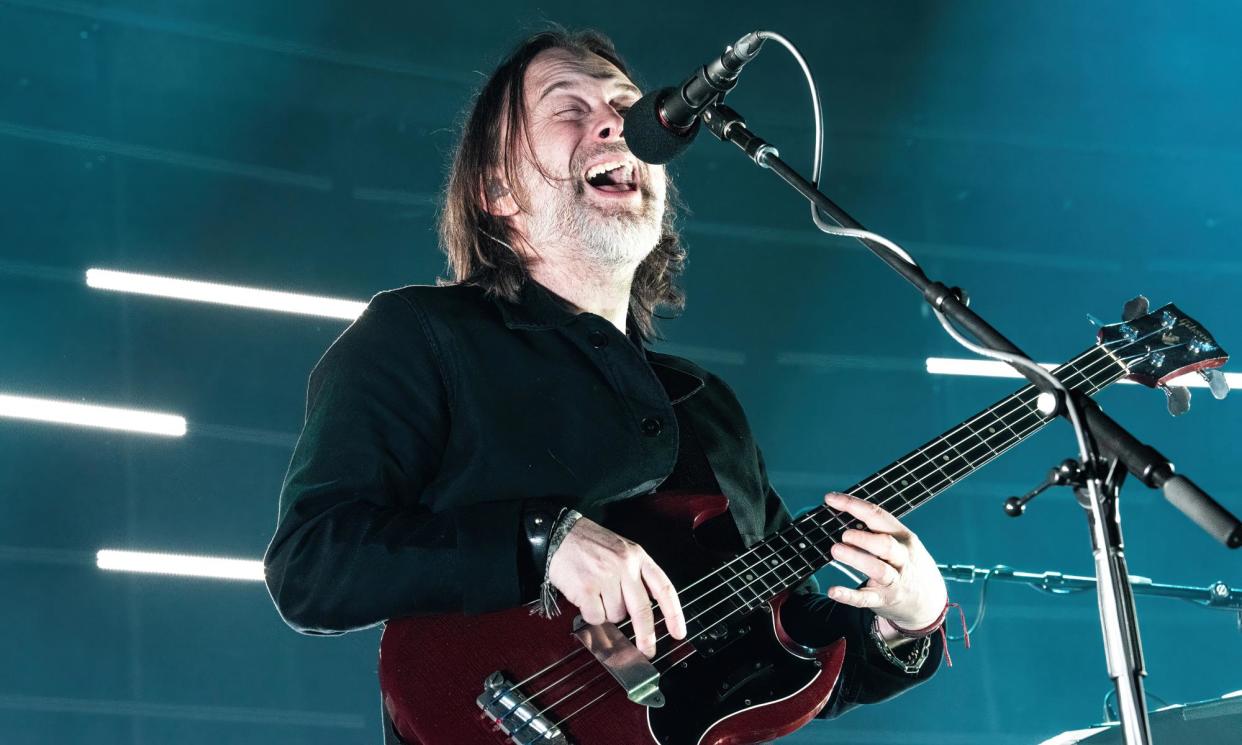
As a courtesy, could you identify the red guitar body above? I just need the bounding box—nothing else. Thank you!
[379,491,846,745]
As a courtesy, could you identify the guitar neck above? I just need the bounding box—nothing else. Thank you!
[708,343,1130,608]
[841,343,1126,520]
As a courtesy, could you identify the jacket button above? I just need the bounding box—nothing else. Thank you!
[588,330,609,349]
[641,417,663,436]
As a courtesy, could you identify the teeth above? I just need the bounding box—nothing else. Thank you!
[585,160,631,181]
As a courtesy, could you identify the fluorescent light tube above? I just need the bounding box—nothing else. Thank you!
[96,549,263,581]
[0,394,186,436]
[926,357,1240,389]
[86,268,366,320]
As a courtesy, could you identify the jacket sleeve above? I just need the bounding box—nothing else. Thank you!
[263,291,528,635]
[755,447,942,718]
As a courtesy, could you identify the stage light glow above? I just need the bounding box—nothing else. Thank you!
[86,268,366,320]
[926,357,1240,389]
[0,394,186,436]
[96,549,264,581]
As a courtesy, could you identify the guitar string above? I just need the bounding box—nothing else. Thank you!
[509,342,1122,700]
[535,333,1191,731]
[513,345,1133,727]
[516,322,1184,702]
[544,351,1138,730]
[513,343,1127,709]
[505,344,1109,711]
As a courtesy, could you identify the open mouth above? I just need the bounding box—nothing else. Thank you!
[583,159,638,194]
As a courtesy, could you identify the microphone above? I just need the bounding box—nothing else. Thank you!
[624,32,765,164]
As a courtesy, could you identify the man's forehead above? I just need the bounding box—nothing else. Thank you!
[526,49,640,101]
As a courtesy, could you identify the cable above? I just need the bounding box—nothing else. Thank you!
[947,567,995,641]
[1103,688,1170,722]
[752,31,1101,521]
[753,31,920,269]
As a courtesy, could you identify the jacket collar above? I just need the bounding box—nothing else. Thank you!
[645,351,706,404]
[494,280,580,331]
[494,280,706,404]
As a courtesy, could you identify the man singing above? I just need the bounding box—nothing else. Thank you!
[264,27,949,741]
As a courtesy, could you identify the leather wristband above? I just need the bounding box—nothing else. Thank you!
[522,502,563,579]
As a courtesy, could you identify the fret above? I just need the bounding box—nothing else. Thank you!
[774,530,819,576]
[717,560,766,612]
[979,400,1026,452]
[734,548,779,601]
[1007,392,1050,436]
[789,519,833,567]
[908,441,956,495]
[865,472,912,515]
[799,510,841,552]
[937,433,976,480]
[977,407,1015,451]
[751,541,798,595]
[1063,348,1120,393]
[956,416,1000,467]
[889,458,935,505]
[786,343,1137,542]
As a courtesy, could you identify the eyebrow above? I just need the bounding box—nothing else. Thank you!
[537,77,641,103]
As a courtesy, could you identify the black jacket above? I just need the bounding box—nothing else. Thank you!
[263,279,940,716]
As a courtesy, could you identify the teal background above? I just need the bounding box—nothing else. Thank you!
[1,1,1239,743]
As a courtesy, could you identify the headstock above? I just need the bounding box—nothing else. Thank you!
[1094,296,1229,415]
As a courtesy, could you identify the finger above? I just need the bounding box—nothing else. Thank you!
[641,559,686,640]
[621,578,658,658]
[824,492,906,536]
[601,583,627,624]
[839,528,911,569]
[830,542,900,587]
[579,594,608,626]
[827,584,884,609]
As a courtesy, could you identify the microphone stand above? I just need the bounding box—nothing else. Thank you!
[939,563,1242,617]
[696,101,1242,745]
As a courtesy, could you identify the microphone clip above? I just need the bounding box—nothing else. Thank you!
[701,104,780,169]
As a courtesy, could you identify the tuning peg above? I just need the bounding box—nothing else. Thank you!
[1161,384,1191,416]
[1200,368,1230,400]
[1087,313,1105,328]
[1121,295,1150,322]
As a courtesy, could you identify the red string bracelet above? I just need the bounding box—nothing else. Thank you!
[889,599,971,667]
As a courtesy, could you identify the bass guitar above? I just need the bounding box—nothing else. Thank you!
[379,301,1228,745]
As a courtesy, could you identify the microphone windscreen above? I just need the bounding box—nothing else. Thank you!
[624,88,699,165]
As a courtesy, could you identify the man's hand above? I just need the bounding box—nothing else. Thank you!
[547,517,687,658]
[822,492,948,638]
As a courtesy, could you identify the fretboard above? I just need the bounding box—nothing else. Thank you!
[697,342,1129,616]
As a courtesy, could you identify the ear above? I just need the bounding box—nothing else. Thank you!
[481,178,518,218]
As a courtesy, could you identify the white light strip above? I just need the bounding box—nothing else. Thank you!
[0,394,186,436]
[86,268,366,320]
[926,357,1241,389]
[96,549,264,581]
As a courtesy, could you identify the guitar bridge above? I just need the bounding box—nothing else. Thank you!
[476,671,568,744]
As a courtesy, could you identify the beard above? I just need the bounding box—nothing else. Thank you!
[524,150,666,269]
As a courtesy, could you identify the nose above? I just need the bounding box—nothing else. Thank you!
[594,106,625,141]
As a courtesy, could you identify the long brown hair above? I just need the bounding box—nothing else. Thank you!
[437,28,685,341]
